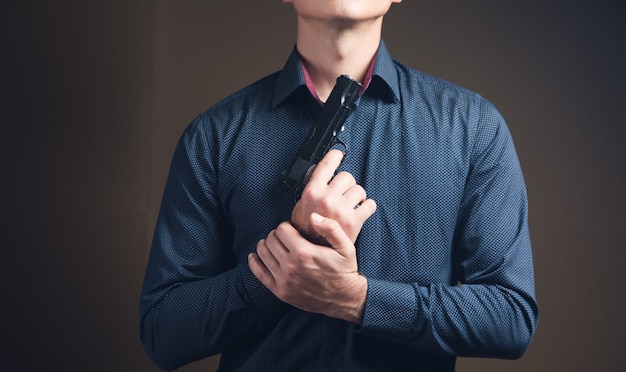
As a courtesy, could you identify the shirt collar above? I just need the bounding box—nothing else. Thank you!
[272,40,399,108]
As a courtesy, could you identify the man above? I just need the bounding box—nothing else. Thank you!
[140,1,539,370]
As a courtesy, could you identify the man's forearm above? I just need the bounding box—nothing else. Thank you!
[323,272,368,325]
[141,264,286,370]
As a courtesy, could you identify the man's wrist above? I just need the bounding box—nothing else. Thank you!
[350,274,368,325]
[329,273,368,325]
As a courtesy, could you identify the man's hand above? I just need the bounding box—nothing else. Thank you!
[291,149,377,244]
[248,213,367,324]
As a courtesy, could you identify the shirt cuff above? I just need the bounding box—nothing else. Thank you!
[357,278,418,340]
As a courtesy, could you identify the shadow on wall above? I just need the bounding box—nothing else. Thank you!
[3,1,625,371]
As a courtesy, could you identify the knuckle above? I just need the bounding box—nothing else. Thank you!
[336,172,356,187]
[336,171,354,181]
[354,185,366,198]
[320,195,334,209]
[291,249,310,264]
[301,185,322,200]
[276,221,291,234]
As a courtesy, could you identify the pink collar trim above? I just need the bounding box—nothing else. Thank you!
[300,56,377,105]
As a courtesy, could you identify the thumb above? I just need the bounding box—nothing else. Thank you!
[310,213,353,252]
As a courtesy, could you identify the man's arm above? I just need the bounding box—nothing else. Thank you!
[251,101,538,359]
[249,213,368,324]
[358,100,538,359]
[139,117,285,370]
[249,149,375,323]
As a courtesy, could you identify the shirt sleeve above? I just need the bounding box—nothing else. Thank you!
[139,115,286,370]
[357,99,539,359]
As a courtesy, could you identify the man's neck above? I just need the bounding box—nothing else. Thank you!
[295,17,383,101]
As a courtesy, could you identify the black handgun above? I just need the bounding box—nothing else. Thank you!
[283,75,362,197]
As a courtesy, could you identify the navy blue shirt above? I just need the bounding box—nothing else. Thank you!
[140,41,538,371]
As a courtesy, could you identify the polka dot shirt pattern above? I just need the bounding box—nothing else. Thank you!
[140,41,538,371]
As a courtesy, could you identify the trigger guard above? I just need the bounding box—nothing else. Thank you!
[334,138,348,157]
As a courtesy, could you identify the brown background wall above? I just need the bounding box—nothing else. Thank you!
[3,1,625,371]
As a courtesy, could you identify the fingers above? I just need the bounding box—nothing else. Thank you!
[354,198,377,222]
[341,183,366,206]
[308,149,344,186]
[309,213,353,251]
[292,149,377,244]
[326,171,356,195]
[248,251,275,289]
[249,225,293,289]
[256,237,280,272]
[334,183,376,222]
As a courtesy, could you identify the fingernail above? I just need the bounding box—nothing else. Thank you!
[311,213,323,224]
